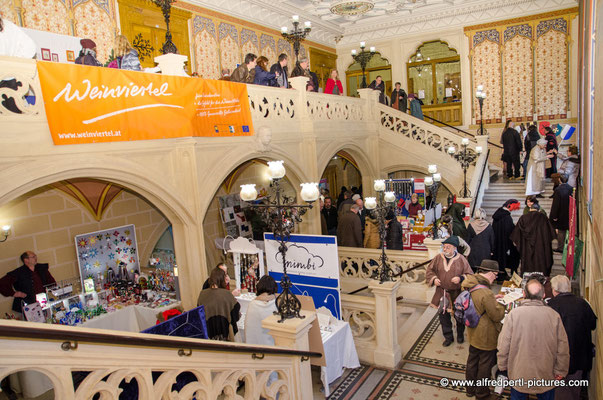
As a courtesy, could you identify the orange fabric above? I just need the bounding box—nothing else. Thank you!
[37,61,254,145]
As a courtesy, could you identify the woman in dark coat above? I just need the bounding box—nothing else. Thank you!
[385,210,404,250]
[253,56,278,87]
[544,126,558,177]
[368,76,386,104]
[491,199,521,280]
[445,202,468,240]
[390,82,407,112]
[466,208,495,271]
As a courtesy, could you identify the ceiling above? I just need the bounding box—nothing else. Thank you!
[186,0,577,47]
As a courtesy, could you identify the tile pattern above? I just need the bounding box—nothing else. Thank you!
[21,0,70,35]
[194,29,220,79]
[73,0,116,63]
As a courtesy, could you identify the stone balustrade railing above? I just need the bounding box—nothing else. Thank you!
[0,318,318,400]
[341,293,378,364]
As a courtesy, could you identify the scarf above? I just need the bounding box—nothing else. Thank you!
[470,219,490,235]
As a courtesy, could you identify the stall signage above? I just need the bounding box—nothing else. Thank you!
[36,61,254,145]
[264,233,342,319]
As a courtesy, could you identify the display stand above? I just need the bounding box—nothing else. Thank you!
[226,236,265,292]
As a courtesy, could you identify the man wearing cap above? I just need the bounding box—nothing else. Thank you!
[75,38,102,67]
[462,260,505,399]
[425,236,473,346]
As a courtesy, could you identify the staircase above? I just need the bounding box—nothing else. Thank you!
[481,178,565,277]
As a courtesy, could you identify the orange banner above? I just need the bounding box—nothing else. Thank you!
[36,61,254,145]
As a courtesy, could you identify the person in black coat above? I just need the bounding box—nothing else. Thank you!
[390,82,407,112]
[321,196,338,236]
[385,210,403,250]
[549,173,573,252]
[368,76,386,104]
[269,53,289,88]
[491,200,521,281]
[544,127,559,177]
[549,275,597,398]
[466,208,495,271]
[501,120,523,179]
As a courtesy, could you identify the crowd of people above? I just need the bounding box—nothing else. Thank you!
[425,234,596,400]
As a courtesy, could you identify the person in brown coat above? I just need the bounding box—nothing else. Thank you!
[462,266,505,399]
[230,53,257,83]
[497,279,569,398]
[425,236,473,346]
[337,204,363,247]
[363,214,381,249]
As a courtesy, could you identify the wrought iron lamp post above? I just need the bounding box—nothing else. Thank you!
[364,180,396,283]
[447,140,483,198]
[281,16,312,63]
[351,42,377,88]
[475,85,487,135]
[240,161,319,322]
[152,0,178,54]
[424,165,442,239]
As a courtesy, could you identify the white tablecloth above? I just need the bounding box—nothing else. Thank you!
[235,295,359,396]
[12,303,179,397]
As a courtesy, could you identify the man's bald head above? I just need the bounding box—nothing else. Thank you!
[524,279,545,300]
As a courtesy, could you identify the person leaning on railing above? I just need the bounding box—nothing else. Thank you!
[231,53,257,84]
[197,267,241,341]
[324,69,343,96]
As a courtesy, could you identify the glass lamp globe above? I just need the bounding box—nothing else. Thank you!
[462,138,470,146]
[240,184,258,201]
[476,146,483,154]
[384,191,396,203]
[300,183,320,202]
[428,164,437,174]
[448,146,456,154]
[424,177,434,186]
[365,197,377,210]
[267,161,286,180]
[433,173,442,182]
[374,179,386,192]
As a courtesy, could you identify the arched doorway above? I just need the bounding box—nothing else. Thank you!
[346,52,391,97]
[320,151,363,202]
[201,158,303,276]
[0,178,180,318]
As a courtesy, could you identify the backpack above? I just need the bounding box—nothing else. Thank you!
[454,284,488,328]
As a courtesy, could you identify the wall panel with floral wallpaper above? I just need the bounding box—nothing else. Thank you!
[465,8,577,123]
[174,2,336,82]
[1,0,118,63]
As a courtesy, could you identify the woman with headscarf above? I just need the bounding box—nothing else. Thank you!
[525,138,551,197]
[491,199,521,281]
[445,202,468,240]
[466,208,495,271]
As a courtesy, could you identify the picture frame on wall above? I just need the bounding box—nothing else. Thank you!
[41,48,51,61]
[52,53,59,62]
[66,50,75,62]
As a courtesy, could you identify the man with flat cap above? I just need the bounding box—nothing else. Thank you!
[462,260,505,399]
[75,38,102,66]
[425,236,473,346]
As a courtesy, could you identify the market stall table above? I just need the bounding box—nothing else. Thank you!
[235,294,359,396]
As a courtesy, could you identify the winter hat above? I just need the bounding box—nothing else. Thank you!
[80,38,97,49]
[352,194,361,201]
[442,235,459,248]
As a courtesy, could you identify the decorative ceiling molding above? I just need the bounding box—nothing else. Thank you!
[52,179,123,221]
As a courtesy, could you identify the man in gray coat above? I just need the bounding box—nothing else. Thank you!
[497,278,569,399]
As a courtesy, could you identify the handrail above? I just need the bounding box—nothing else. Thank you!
[345,258,432,295]
[471,148,491,217]
[0,321,322,359]
[422,114,503,149]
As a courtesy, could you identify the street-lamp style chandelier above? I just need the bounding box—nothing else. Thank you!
[423,165,442,239]
[364,179,396,283]
[152,0,178,54]
[447,139,483,198]
[475,84,487,135]
[240,161,320,322]
[281,16,312,63]
[351,42,377,88]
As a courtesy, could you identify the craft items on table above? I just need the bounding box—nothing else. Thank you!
[226,236,265,293]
